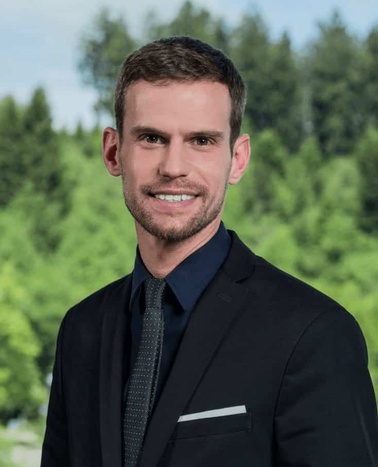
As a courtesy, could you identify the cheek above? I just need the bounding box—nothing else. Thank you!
[200,154,231,179]
[122,158,146,184]
[212,162,232,187]
[206,172,230,198]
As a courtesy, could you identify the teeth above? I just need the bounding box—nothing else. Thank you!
[154,194,195,202]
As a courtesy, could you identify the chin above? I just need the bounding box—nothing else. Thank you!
[144,213,221,243]
[146,223,198,243]
[128,197,223,243]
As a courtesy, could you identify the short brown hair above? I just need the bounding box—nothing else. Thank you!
[114,36,246,150]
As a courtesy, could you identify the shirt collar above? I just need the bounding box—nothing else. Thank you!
[130,222,231,312]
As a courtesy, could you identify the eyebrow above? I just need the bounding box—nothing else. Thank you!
[130,126,225,141]
[130,126,170,139]
[186,130,225,141]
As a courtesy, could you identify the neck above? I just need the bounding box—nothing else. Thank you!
[136,219,221,278]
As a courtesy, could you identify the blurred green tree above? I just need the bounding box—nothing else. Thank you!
[0,430,14,467]
[364,27,378,128]
[242,129,288,215]
[78,8,137,118]
[231,13,272,131]
[22,88,63,200]
[265,32,302,151]
[147,1,229,51]
[231,16,301,150]
[0,89,67,251]
[0,96,23,206]
[0,264,46,422]
[307,11,365,156]
[55,155,136,286]
[355,126,378,232]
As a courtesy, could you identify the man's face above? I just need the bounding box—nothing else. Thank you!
[105,80,248,242]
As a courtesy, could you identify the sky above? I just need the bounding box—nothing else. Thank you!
[1,0,377,130]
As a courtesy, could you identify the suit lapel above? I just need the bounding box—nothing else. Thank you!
[99,276,131,467]
[139,233,256,467]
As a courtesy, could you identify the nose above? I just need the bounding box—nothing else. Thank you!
[158,141,190,178]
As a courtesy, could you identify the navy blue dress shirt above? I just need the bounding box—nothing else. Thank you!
[128,223,231,403]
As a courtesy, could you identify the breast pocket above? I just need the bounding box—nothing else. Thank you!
[162,412,254,467]
[171,412,252,440]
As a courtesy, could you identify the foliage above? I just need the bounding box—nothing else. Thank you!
[364,27,378,128]
[268,33,302,151]
[355,126,378,232]
[76,3,378,157]
[0,429,14,467]
[147,1,228,50]
[0,89,69,252]
[0,264,46,422]
[55,155,136,288]
[242,129,288,215]
[231,13,273,130]
[233,23,301,150]
[0,96,23,206]
[78,8,137,117]
[307,11,365,157]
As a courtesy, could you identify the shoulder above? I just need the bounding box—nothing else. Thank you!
[253,253,341,312]
[231,236,371,394]
[228,231,361,339]
[63,274,132,329]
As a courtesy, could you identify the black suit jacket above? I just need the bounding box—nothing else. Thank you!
[41,232,378,467]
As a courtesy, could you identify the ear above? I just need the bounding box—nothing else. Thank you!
[228,134,250,185]
[102,127,122,176]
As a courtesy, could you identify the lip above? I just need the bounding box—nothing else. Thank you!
[150,190,198,196]
[149,194,199,212]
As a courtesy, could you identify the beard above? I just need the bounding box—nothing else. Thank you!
[122,178,227,243]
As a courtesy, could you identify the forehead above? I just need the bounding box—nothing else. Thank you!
[123,80,231,133]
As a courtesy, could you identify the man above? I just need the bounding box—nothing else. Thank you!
[41,37,378,467]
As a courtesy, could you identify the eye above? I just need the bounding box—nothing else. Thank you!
[142,134,163,144]
[194,136,212,146]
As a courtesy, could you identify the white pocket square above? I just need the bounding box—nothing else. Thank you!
[178,405,246,423]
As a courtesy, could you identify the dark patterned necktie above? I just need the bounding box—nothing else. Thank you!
[123,277,166,467]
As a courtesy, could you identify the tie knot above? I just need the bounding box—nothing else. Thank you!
[145,278,166,309]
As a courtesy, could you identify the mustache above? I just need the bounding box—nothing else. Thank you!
[141,180,207,196]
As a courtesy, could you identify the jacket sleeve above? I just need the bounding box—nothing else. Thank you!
[274,307,378,467]
[41,314,70,467]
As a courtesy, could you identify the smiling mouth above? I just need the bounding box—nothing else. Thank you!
[153,194,196,202]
